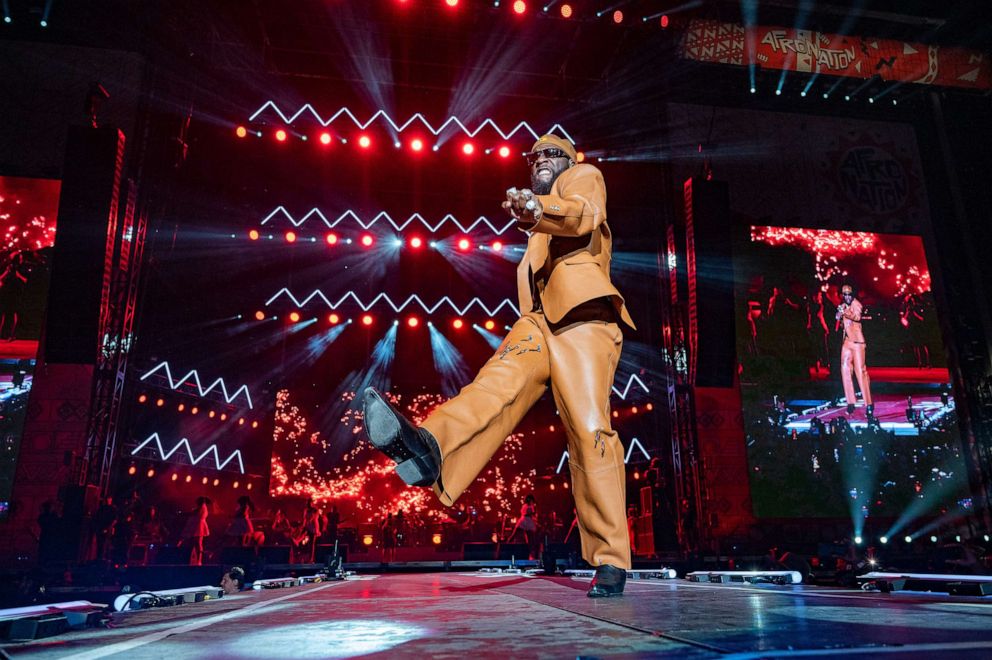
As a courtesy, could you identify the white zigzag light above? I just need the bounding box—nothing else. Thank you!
[261,208,516,236]
[266,289,521,317]
[140,362,254,409]
[131,433,246,474]
[247,103,575,143]
[612,374,650,400]
[556,438,652,474]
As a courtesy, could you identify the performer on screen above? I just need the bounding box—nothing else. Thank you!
[835,284,874,418]
[361,134,635,597]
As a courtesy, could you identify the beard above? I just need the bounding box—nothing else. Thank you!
[531,163,567,195]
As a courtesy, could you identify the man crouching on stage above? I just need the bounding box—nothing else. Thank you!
[362,134,636,597]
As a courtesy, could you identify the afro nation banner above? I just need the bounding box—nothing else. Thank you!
[680,19,991,91]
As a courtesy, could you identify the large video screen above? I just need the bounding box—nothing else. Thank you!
[0,176,60,518]
[736,227,967,520]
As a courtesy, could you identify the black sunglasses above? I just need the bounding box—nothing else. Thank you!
[525,148,569,165]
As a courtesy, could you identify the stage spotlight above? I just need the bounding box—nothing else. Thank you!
[432,533,442,545]
[457,237,471,251]
[363,534,374,546]
[854,536,863,545]
[409,236,423,249]
[646,403,653,411]
[410,138,424,152]
[208,410,216,418]
[191,406,199,415]
[484,320,496,331]
[930,535,938,543]
[576,151,585,163]
[407,316,420,328]
[904,535,913,543]
[462,142,474,155]
[445,0,458,6]
[498,145,511,158]
[220,413,228,421]
[513,1,526,15]
[248,229,260,240]
[660,15,669,28]
[239,418,245,425]
[128,465,136,475]
[319,132,332,145]
[147,468,155,478]
[325,232,338,245]
[153,397,164,408]
[328,313,340,324]
[560,4,572,18]
[252,421,259,428]
[880,536,888,544]
[138,394,147,403]
[185,475,192,483]
[361,314,374,326]
[178,403,185,412]
[358,134,371,149]
[285,231,297,243]
[613,10,623,23]
[750,87,756,94]
[275,129,288,142]
[40,20,47,27]
[289,311,301,323]
[236,126,248,138]
[453,318,464,330]
[213,478,220,486]
[254,310,265,320]
[171,473,179,482]
[491,241,503,252]
[3,17,10,24]
[233,481,239,489]
[361,234,374,247]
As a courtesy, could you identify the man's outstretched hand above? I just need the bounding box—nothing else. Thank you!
[503,187,543,230]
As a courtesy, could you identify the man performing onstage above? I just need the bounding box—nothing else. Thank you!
[836,284,874,418]
[362,134,636,598]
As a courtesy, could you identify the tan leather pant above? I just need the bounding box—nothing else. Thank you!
[841,340,873,406]
[420,310,630,569]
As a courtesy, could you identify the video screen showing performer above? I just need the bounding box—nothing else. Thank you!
[735,227,966,519]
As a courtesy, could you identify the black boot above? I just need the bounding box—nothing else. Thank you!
[587,564,627,598]
[363,387,441,487]
[846,403,855,415]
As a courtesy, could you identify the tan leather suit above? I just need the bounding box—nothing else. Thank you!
[840,299,873,407]
[420,163,636,569]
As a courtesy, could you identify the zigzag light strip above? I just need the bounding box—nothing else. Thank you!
[261,208,516,236]
[140,362,254,409]
[131,433,246,474]
[611,374,650,400]
[266,289,521,317]
[247,102,575,143]
[556,438,651,474]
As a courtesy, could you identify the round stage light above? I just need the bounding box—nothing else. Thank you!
[319,132,332,145]
[445,0,458,6]
[854,536,863,545]
[576,151,585,163]
[178,403,185,412]
[185,475,192,483]
[491,241,503,252]
[239,418,245,425]
[325,232,338,245]
[171,473,178,481]
[646,403,653,411]
[191,406,199,415]
[484,320,496,331]
[275,129,288,142]
[560,4,572,18]
[462,142,474,155]
[146,468,155,478]
[613,410,619,418]
[457,237,471,251]
[233,481,239,489]
[930,535,938,543]
[128,465,136,475]
[361,234,374,248]
[880,536,888,544]
[254,310,265,321]
[904,535,912,543]
[660,15,669,28]
[513,0,526,15]
[208,410,216,418]
[432,533,442,545]
[498,146,511,158]
[613,9,623,23]
[328,313,340,324]
[138,394,147,403]
[409,236,423,249]
[252,421,259,429]
[236,126,248,138]
[358,134,371,149]
[213,478,220,486]
[220,413,227,421]
[410,138,424,152]
[156,398,165,407]
[247,483,252,490]
[361,314,374,326]
[452,319,464,330]
[249,229,260,240]
[407,316,419,328]
[631,406,638,414]
[285,231,297,243]
[363,534,374,546]
[289,311,301,323]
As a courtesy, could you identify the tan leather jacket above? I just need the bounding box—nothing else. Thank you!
[515,163,636,330]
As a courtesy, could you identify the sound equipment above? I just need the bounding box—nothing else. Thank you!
[497,543,529,560]
[462,542,497,560]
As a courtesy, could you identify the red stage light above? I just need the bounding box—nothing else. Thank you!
[208,410,216,418]
[156,398,165,407]
[235,126,248,138]
[646,402,653,411]
[247,483,253,490]
[407,316,419,328]
[491,241,503,252]
[319,132,332,145]
[452,319,464,330]
[275,129,288,142]
[457,237,471,251]
[185,475,192,483]
[432,533,442,545]
[252,421,259,429]
[147,468,155,478]
[325,232,338,245]
[576,151,585,163]
[410,138,424,152]
[445,0,458,6]
[285,231,297,243]
[660,15,669,28]
[358,134,371,149]
[363,534,374,546]
[233,481,239,489]
[513,0,526,15]
[560,4,572,18]
[239,417,245,425]
[128,465,136,475]
[360,234,374,247]
[462,142,474,155]
[631,406,638,414]
[484,320,496,330]
[328,313,340,324]
[498,146,511,158]
[171,473,178,481]
[248,229,260,240]
[220,413,227,421]
[178,403,185,412]
[191,406,199,415]
[613,10,623,24]
[361,314,374,326]
[213,478,220,487]
[409,236,423,249]
[612,410,619,418]
[633,470,640,480]
[138,394,147,403]
[289,311,301,323]
[254,310,265,321]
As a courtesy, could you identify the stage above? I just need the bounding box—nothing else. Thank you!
[5,573,992,658]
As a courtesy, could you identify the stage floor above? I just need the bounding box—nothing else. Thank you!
[5,573,992,659]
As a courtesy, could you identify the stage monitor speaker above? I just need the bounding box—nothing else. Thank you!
[684,177,735,387]
[45,125,126,364]
[462,542,497,560]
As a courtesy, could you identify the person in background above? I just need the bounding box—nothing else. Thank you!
[221,566,246,594]
[181,496,211,566]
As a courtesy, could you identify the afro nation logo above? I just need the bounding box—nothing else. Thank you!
[827,134,919,215]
